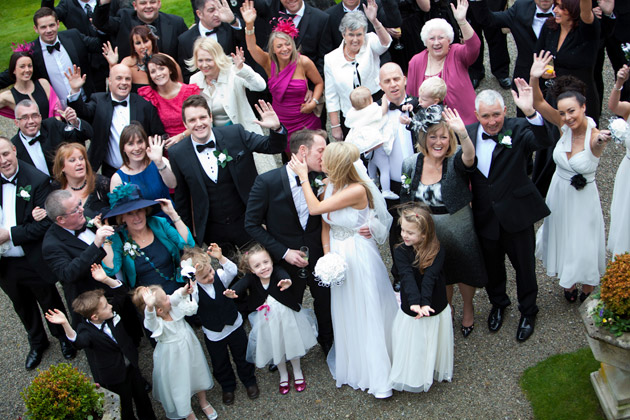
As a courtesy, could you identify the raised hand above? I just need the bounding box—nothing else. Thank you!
[240,0,257,26]
[45,309,68,325]
[216,0,235,23]
[64,107,79,128]
[277,279,292,291]
[91,263,109,282]
[64,65,86,94]
[451,0,469,23]
[155,198,177,220]
[531,50,554,79]
[511,78,535,113]
[617,65,629,85]
[598,0,614,16]
[142,288,157,308]
[147,135,165,163]
[442,107,466,136]
[94,225,115,248]
[253,100,281,130]
[207,242,223,260]
[363,0,379,23]
[102,41,119,67]
[223,289,239,299]
[231,46,246,69]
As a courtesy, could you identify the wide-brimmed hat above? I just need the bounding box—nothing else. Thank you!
[103,183,159,222]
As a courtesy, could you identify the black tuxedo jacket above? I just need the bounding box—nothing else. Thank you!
[245,166,324,263]
[72,285,140,386]
[469,0,540,81]
[466,117,552,240]
[0,29,101,96]
[3,161,55,280]
[42,223,108,310]
[41,0,121,37]
[68,92,164,172]
[178,23,244,82]
[94,4,188,59]
[325,0,401,48]
[169,124,286,244]
[11,117,92,175]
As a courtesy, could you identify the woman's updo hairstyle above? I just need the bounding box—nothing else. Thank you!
[551,75,587,107]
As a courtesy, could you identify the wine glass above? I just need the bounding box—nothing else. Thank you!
[392,28,404,51]
[298,246,309,278]
[53,103,76,132]
[544,57,555,88]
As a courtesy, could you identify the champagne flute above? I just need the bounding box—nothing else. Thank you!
[544,57,555,88]
[53,103,76,132]
[298,246,309,278]
[392,28,404,51]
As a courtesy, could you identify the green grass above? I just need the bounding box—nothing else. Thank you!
[520,347,606,420]
[0,0,195,68]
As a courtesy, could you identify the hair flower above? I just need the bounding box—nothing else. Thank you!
[408,104,443,133]
[271,17,299,39]
[11,42,33,54]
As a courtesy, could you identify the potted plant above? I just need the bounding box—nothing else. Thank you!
[579,253,630,420]
[21,363,120,420]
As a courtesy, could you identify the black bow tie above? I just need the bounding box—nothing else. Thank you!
[536,12,553,18]
[196,140,216,153]
[74,224,87,236]
[0,177,16,186]
[389,102,404,111]
[205,28,217,36]
[482,133,499,142]
[46,42,61,54]
[27,135,44,146]
[112,100,128,107]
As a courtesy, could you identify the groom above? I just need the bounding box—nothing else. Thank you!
[244,129,333,355]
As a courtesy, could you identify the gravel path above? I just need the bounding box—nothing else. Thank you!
[0,35,619,419]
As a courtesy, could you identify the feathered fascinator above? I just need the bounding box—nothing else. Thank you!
[271,16,299,39]
[11,42,34,54]
[408,104,444,133]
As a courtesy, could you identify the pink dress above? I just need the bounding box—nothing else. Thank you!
[138,84,200,137]
[406,33,481,125]
[269,58,321,154]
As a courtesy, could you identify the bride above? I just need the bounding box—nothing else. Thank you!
[290,142,398,398]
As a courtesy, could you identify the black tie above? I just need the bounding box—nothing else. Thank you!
[28,135,44,146]
[0,177,16,186]
[352,61,361,88]
[482,133,499,142]
[205,29,217,36]
[196,140,216,153]
[536,12,553,18]
[84,3,93,18]
[112,100,128,107]
[74,224,87,236]
[389,102,403,111]
[46,42,61,54]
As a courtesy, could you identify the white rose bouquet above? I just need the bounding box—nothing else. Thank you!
[314,252,347,287]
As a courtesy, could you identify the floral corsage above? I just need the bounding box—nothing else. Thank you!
[401,173,412,192]
[17,185,31,201]
[311,175,325,196]
[314,252,347,287]
[123,241,140,259]
[570,173,587,191]
[498,130,512,148]
[213,149,233,168]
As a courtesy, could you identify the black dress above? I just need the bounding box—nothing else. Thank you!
[11,79,50,118]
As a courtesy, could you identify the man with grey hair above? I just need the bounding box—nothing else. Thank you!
[465,88,551,342]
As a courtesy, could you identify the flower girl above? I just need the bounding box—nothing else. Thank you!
[389,203,454,392]
[224,244,318,394]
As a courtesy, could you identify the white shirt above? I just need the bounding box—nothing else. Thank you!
[324,32,391,115]
[286,166,309,230]
[19,131,50,176]
[40,37,73,107]
[1,172,25,257]
[80,0,97,14]
[68,312,122,342]
[106,94,131,169]
[288,1,306,28]
[198,21,220,42]
[192,259,242,342]
[533,5,554,38]
[61,225,96,245]
[193,133,219,183]
[384,105,414,181]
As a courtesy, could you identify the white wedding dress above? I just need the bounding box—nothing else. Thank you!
[607,119,630,259]
[323,184,398,398]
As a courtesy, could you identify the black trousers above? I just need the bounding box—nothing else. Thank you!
[104,365,156,420]
[0,257,68,349]
[478,225,539,317]
[203,325,256,393]
[205,213,253,251]
[467,0,510,80]
[386,180,403,282]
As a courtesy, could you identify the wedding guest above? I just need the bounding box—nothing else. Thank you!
[325,3,391,140]
[406,2,480,125]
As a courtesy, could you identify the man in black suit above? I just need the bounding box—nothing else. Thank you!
[245,129,333,354]
[0,8,102,103]
[0,137,76,370]
[67,64,164,176]
[46,286,156,420]
[42,189,116,325]
[11,99,92,177]
[179,0,244,82]
[169,95,286,248]
[466,88,552,342]
[94,0,188,60]
[40,0,123,92]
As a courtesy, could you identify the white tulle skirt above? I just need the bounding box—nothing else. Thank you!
[389,305,454,393]
[608,152,630,259]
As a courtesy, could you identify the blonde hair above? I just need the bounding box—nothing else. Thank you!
[131,285,165,313]
[416,120,457,158]
[268,31,299,76]
[323,142,373,208]
[349,86,372,110]
[186,37,232,73]
[181,246,213,276]
[397,203,440,273]
[238,243,272,274]
[419,77,447,103]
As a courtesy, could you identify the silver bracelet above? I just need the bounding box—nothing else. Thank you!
[312,98,320,105]
[331,124,341,128]
[614,85,624,92]
[157,163,167,171]
[172,216,182,224]
[245,27,255,35]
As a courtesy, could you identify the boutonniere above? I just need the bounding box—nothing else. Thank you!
[311,175,325,196]
[213,149,233,168]
[85,216,95,228]
[401,173,412,192]
[498,130,513,148]
[123,240,140,259]
[17,185,31,201]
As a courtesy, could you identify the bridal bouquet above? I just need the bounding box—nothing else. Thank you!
[314,252,347,287]
[608,117,630,145]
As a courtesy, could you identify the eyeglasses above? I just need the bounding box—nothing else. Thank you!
[64,200,83,216]
[16,113,42,122]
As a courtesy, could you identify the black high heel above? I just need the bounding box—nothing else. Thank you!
[461,323,474,338]
[579,292,591,303]
[564,288,578,303]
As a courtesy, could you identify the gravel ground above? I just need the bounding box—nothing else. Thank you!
[0,34,619,419]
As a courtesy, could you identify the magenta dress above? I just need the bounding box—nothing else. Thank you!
[406,32,481,125]
[269,58,321,154]
[138,83,200,138]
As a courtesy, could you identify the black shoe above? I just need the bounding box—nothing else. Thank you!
[471,78,482,89]
[579,292,591,303]
[498,77,512,89]
[393,280,401,292]
[487,306,506,332]
[246,384,260,399]
[461,323,474,338]
[564,288,578,303]
[222,391,235,405]
[516,315,536,342]
[268,364,278,372]
[25,342,49,370]
[59,340,76,360]
[321,342,332,356]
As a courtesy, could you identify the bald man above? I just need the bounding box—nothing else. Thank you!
[68,64,165,176]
